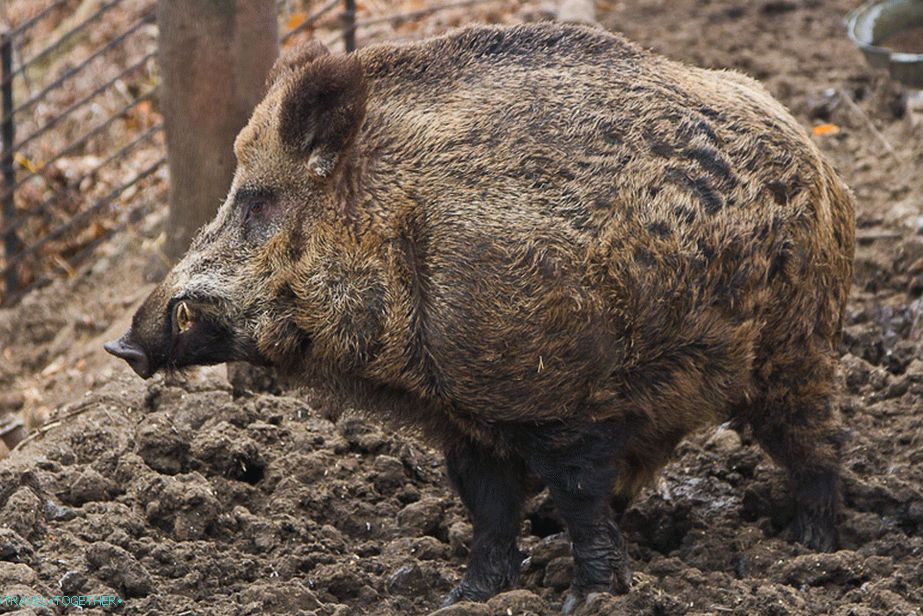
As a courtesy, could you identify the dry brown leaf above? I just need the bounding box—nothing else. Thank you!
[287,11,307,30]
[811,123,840,136]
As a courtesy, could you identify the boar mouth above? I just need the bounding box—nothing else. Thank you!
[105,297,240,378]
[162,297,238,370]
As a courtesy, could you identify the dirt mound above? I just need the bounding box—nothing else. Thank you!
[1,342,922,615]
[0,374,460,615]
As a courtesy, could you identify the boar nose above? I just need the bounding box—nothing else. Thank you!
[104,332,152,378]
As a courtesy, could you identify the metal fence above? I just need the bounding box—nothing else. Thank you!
[0,0,161,305]
[0,0,494,306]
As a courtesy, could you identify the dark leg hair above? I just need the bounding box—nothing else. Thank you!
[517,421,632,613]
[610,493,632,520]
[747,365,844,552]
[441,438,527,606]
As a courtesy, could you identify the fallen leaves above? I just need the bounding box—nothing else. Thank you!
[811,123,841,136]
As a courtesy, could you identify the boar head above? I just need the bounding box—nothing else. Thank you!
[106,42,384,379]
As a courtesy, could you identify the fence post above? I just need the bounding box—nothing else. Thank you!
[1,30,19,300]
[158,0,278,265]
[343,0,356,52]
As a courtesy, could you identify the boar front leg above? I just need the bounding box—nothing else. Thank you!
[442,438,527,605]
[519,422,632,614]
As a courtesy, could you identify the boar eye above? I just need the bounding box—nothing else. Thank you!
[244,200,265,223]
[236,188,275,236]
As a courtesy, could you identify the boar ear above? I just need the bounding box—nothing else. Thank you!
[278,54,367,178]
[265,40,331,88]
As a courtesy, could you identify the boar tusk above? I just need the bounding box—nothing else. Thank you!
[176,301,194,333]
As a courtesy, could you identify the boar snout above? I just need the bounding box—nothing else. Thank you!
[104,331,152,378]
[106,285,250,377]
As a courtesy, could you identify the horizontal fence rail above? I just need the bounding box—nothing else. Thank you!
[0,0,500,305]
[7,0,69,39]
[2,0,128,89]
[1,0,159,303]
[14,50,157,152]
[4,12,156,124]
[0,88,158,203]
[0,156,165,278]
[281,0,342,44]
[0,123,163,235]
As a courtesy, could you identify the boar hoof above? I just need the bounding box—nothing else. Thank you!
[562,562,632,614]
[441,554,523,607]
[561,576,632,614]
[793,511,838,552]
[441,584,490,607]
[613,562,632,594]
[790,469,840,552]
[562,590,602,615]
[562,592,582,615]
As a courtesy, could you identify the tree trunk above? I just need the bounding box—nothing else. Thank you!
[158,0,278,262]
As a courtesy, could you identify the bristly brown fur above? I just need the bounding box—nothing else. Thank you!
[264,39,330,88]
[122,22,855,607]
[278,54,368,177]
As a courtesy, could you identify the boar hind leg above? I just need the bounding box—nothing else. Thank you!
[748,365,844,552]
[519,422,632,613]
[442,439,527,606]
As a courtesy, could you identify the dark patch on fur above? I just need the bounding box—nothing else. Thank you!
[767,173,804,206]
[768,240,792,282]
[677,118,721,146]
[673,205,697,225]
[684,147,735,188]
[633,245,657,268]
[648,221,672,237]
[698,105,724,121]
[593,197,612,210]
[697,239,715,263]
[644,129,675,158]
[600,121,624,146]
[287,217,304,262]
[767,181,788,205]
[666,168,724,213]
[400,221,445,399]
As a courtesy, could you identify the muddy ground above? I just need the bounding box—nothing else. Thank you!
[2,0,923,614]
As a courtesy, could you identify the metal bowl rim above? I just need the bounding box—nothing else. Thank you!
[846,0,923,61]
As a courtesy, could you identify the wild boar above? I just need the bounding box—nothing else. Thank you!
[106,23,855,611]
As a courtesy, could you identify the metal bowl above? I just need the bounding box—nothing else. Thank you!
[847,0,923,88]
